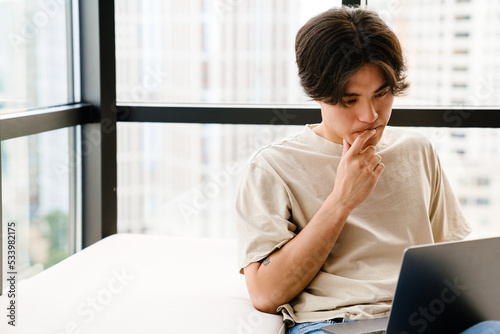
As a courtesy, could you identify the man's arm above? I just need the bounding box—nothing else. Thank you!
[243,129,384,314]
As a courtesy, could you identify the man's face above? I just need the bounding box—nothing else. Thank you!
[314,63,394,149]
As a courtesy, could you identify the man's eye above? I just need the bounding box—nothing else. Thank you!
[375,90,388,97]
[344,99,357,105]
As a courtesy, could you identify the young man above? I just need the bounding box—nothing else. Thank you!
[235,6,499,334]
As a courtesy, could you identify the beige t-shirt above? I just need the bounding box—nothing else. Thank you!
[235,125,471,326]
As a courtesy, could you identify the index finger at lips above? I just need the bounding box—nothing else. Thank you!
[349,129,376,155]
[342,139,351,157]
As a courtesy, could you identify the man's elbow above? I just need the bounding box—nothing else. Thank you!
[243,262,285,314]
[249,292,281,314]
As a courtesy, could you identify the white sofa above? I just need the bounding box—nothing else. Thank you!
[0,234,286,334]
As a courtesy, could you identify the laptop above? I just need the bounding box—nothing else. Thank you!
[322,236,500,334]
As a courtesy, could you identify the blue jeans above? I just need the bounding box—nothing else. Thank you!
[288,318,353,334]
[288,320,500,334]
[461,321,500,334]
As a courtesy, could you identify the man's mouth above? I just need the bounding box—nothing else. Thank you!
[355,127,378,135]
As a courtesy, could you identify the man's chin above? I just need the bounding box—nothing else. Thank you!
[363,137,381,149]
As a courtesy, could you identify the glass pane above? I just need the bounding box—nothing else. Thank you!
[0,0,74,114]
[369,1,500,107]
[117,122,301,237]
[2,127,78,289]
[117,124,500,239]
[412,127,500,239]
[115,0,340,105]
[116,0,500,107]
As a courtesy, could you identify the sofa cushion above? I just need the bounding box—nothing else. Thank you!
[0,234,285,334]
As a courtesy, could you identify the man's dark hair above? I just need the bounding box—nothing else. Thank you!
[295,6,409,107]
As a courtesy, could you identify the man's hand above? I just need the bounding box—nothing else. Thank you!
[329,129,385,212]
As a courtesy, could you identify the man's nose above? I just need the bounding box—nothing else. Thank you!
[357,100,378,123]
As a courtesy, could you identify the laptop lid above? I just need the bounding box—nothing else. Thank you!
[322,237,500,334]
[386,236,500,333]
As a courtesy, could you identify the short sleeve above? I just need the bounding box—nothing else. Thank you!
[235,162,297,274]
[428,146,472,242]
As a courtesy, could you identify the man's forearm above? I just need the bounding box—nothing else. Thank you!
[244,198,351,313]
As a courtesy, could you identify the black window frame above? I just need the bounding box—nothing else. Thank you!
[2,0,500,294]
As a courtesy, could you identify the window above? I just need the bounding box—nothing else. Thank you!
[115,0,500,107]
[0,0,76,114]
[369,0,500,107]
[1,0,80,292]
[115,0,340,105]
[117,122,301,237]
[115,1,500,240]
[2,127,80,288]
[413,127,500,239]
[117,124,500,239]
